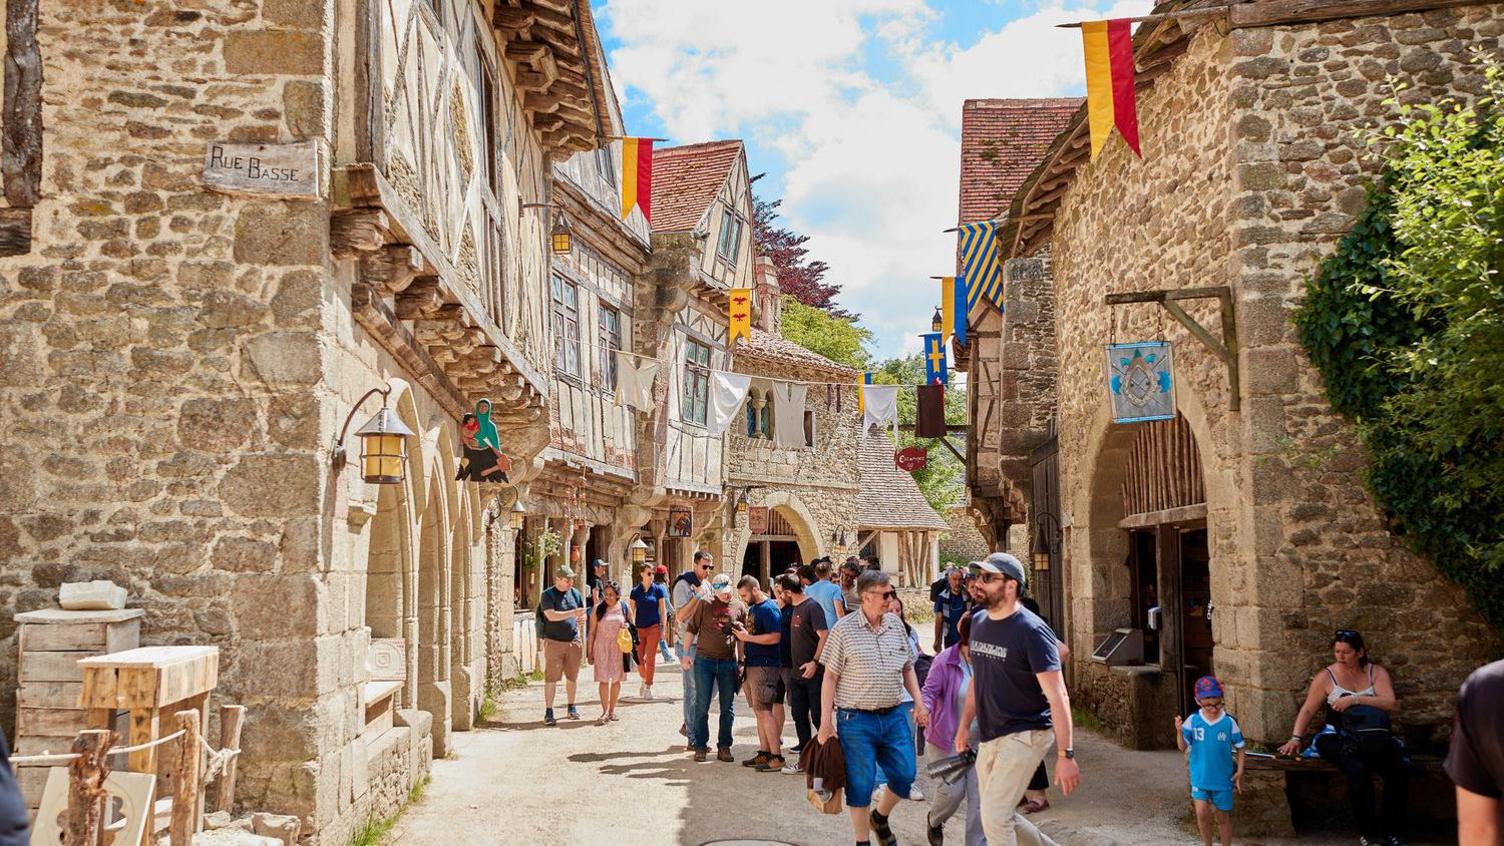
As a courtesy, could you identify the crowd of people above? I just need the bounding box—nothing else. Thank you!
[528,551,1504,846]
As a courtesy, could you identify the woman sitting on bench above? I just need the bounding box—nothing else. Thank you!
[1277,629,1409,846]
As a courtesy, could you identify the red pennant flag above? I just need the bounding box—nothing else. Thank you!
[1083,19,1141,160]
[620,138,656,223]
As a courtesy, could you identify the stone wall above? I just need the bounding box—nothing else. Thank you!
[1046,8,1502,744]
[939,506,988,562]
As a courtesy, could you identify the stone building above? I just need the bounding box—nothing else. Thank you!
[0,0,613,839]
[939,504,989,563]
[969,0,1503,748]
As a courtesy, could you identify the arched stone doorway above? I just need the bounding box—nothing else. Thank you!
[1079,410,1213,742]
[730,492,823,584]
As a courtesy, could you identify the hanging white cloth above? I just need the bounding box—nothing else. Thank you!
[709,372,752,436]
[861,384,899,441]
[772,382,808,449]
[615,352,658,410]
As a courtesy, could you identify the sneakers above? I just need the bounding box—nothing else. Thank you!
[743,750,770,768]
[643,685,654,700]
[716,747,735,763]
[780,760,803,775]
[926,814,943,846]
[909,785,926,801]
[693,748,708,763]
[636,682,646,699]
[869,808,897,846]
[566,704,581,720]
[756,755,785,773]
[543,708,557,726]
[789,743,804,754]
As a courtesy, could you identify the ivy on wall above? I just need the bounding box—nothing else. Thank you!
[1293,64,1504,628]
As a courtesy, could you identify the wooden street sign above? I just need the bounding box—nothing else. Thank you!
[203,140,323,199]
[748,506,769,535]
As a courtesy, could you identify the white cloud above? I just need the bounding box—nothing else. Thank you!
[599,0,1152,359]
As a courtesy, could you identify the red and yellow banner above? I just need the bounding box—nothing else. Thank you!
[1082,20,1141,160]
[620,138,655,223]
[728,288,752,346]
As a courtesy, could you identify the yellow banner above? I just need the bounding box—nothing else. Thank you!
[940,276,956,343]
[1082,21,1115,161]
[620,138,640,219]
[728,288,752,346]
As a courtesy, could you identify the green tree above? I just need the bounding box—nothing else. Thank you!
[1294,60,1504,626]
[874,355,967,514]
[777,295,874,370]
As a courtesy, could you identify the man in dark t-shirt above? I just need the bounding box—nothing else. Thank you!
[1447,659,1504,841]
[780,573,828,764]
[958,553,1080,844]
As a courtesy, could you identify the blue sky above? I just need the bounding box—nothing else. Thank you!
[597,0,1151,360]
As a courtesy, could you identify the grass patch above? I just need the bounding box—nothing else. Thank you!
[478,696,498,722]
[1071,705,1105,734]
[346,775,431,846]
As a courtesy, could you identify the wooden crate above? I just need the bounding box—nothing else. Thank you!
[12,607,143,811]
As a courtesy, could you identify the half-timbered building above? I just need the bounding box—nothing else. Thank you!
[0,0,614,838]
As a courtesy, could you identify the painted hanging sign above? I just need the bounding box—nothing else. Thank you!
[728,288,752,346]
[895,446,928,473]
[455,399,511,483]
[668,509,693,538]
[922,332,949,387]
[620,137,656,223]
[1082,19,1141,160]
[748,506,769,535]
[1106,341,1175,424]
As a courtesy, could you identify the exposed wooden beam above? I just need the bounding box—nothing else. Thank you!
[1229,0,1489,28]
[0,207,31,257]
[3,0,41,208]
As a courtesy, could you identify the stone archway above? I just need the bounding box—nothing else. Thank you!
[728,490,825,582]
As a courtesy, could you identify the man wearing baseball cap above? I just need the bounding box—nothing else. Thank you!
[956,552,1081,844]
[683,573,747,763]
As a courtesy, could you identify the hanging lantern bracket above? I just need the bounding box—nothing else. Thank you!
[1103,286,1239,411]
[332,386,391,472]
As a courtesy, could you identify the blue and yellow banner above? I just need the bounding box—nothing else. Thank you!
[957,221,1003,310]
[940,275,967,345]
[922,333,948,386]
[857,371,873,413]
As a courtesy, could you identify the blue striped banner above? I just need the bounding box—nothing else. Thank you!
[957,220,1003,309]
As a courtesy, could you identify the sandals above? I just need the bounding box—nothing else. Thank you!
[1020,799,1050,815]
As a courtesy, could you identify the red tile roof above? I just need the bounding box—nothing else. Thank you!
[733,328,861,378]
[651,140,744,233]
[957,98,1082,225]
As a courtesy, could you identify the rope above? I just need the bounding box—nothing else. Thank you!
[8,727,241,768]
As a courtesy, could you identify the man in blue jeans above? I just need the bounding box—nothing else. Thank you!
[673,552,716,742]
[683,573,747,763]
[819,569,930,846]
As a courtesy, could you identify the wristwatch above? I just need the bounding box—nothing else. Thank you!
[1058,747,1075,760]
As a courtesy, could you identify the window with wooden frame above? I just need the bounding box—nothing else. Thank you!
[551,274,580,378]
[596,145,616,189]
[715,206,744,266]
[803,409,816,448]
[478,52,499,196]
[681,339,710,426]
[598,305,622,390]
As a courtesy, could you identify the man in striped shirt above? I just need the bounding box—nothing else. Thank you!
[818,569,930,846]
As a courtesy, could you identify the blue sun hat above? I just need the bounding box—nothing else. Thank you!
[1194,675,1224,701]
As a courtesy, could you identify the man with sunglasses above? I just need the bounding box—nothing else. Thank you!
[672,551,716,743]
[817,569,930,846]
[957,552,1080,845]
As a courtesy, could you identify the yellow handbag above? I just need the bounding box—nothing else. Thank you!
[616,626,634,654]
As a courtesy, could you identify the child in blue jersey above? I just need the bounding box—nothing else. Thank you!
[1176,676,1246,846]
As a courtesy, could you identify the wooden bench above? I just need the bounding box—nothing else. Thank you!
[1242,751,1449,836]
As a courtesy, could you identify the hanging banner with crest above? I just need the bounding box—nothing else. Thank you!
[1105,341,1175,424]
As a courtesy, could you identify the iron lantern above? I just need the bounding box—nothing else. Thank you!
[931,307,943,333]
[332,386,415,485]
[550,210,573,255]
[629,536,649,566]
[510,499,526,531]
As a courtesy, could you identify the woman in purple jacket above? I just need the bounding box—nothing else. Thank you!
[920,612,984,845]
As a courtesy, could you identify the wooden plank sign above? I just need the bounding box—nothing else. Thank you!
[747,506,769,536]
[203,140,322,199]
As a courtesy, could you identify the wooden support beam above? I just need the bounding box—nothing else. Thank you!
[393,278,446,320]
[3,0,41,208]
[1229,0,1489,28]
[170,709,202,846]
[330,209,391,258]
[493,7,535,30]
[0,206,31,257]
[1105,286,1240,411]
[504,41,550,64]
[361,244,426,295]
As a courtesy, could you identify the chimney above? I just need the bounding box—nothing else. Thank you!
[755,255,781,334]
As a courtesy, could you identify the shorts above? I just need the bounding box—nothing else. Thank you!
[744,665,787,711]
[542,639,582,683]
[1191,786,1235,812]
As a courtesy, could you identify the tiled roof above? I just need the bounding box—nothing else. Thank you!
[856,436,949,531]
[958,98,1082,225]
[651,140,743,233]
[734,328,861,378]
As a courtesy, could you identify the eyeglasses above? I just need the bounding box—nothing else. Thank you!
[975,572,1002,583]
[864,589,896,601]
[1334,628,1360,639]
